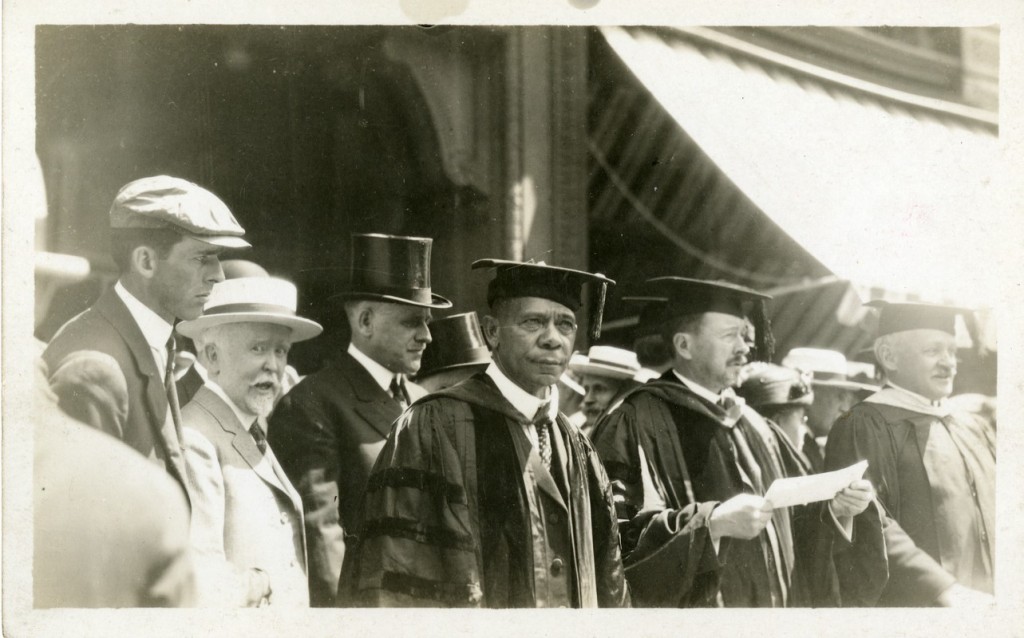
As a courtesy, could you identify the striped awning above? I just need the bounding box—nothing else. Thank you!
[600,26,1001,308]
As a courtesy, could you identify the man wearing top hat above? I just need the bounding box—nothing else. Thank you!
[782,348,879,473]
[43,175,249,498]
[177,277,322,607]
[826,301,995,606]
[338,259,629,608]
[592,277,879,607]
[268,233,450,606]
[414,312,491,393]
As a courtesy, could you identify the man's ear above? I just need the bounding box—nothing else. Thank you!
[354,305,375,337]
[203,344,219,374]
[876,341,899,374]
[481,314,500,350]
[671,332,692,361]
[130,246,159,279]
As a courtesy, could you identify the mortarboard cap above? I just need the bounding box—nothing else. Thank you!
[472,259,615,340]
[865,300,975,339]
[110,175,250,248]
[644,276,775,362]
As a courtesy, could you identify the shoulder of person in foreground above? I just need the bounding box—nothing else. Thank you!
[34,380,194,608]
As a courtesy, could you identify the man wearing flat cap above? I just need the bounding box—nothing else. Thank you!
[592,277,880,607]
[339,259,629,608]
[43,175,248,497]
[177,276,322,607]
[826,302,995,606]
[268,233,448,606]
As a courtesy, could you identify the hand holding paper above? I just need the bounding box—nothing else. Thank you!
[763,460,869,509]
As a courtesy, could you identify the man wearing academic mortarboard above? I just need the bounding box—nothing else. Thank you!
[337,260,630,608]
[826,302,995,607]
[591,278,883,608]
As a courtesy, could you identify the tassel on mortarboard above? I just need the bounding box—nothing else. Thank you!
[590,280,608,341]
[752,298,775,363]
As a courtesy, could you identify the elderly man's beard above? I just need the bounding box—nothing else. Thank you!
[249,392,277,418]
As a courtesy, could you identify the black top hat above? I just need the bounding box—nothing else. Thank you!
[643,276,775,362]
[416,312,491,379]
[472,259,616,339]
[864,300,974,339]
[331,233,452,309]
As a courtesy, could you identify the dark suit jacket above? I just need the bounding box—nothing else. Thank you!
[268,351,425,606]
[42,287,190,497]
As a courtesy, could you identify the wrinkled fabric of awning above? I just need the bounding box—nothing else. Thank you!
[600,26,1002,307]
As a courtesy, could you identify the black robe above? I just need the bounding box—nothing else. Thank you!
[827,399,995,605]
[337,373,630,608]
[592,374,887,607]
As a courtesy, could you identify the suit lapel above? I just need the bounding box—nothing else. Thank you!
[195,387,291,497]
[336,353,403,438]
[95,289,188,483]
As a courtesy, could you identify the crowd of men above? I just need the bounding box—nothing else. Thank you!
[34,175,996,609]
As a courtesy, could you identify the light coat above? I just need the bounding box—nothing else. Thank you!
[182,386,309,607]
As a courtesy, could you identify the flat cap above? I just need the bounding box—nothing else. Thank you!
[109,175,250,248]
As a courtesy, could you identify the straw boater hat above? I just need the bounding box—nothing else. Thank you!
[781,347,878,393]
[177,277,323,342]
[569,345,652,383]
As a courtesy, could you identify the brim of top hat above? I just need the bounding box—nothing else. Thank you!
[328,291,454,309]
[811,378,880,393]
[176,312,324,343]
[417,358,492,380]
[569,360,641,382]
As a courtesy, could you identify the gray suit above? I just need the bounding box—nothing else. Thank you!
[182,386,309,607]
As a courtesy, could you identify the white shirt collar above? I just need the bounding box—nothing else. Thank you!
[114,280,174,354]
[485,362,558,423]
[348,342,400,393]
[673,369,727,405]
[204,379,258,428]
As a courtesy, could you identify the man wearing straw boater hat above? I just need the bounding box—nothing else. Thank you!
[268,233,451,607]
[339,259,629,608]
[781,348,879,473]
[177,276,322,607]
[592,277,879,608]
[826,301,995,606]
[568,345,655,438]
[43,175,249,499]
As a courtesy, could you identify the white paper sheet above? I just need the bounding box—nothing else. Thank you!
[764,460,869,509]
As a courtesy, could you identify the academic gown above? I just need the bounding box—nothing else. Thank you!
[826,397,995,605]
[592,374,887,608]
[337,373,629,608]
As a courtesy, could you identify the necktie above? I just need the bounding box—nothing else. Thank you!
[165,334,184,443]
[390,375,409,410]
[533,404,553,471]
[718,393,764,494]
[250,420,268,455]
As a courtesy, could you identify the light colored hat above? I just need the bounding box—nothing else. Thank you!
[110,175,250,249]
[569,346,643,381]
[738,363,814,409]
[177,277,322,342]
[781,347,878,393]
